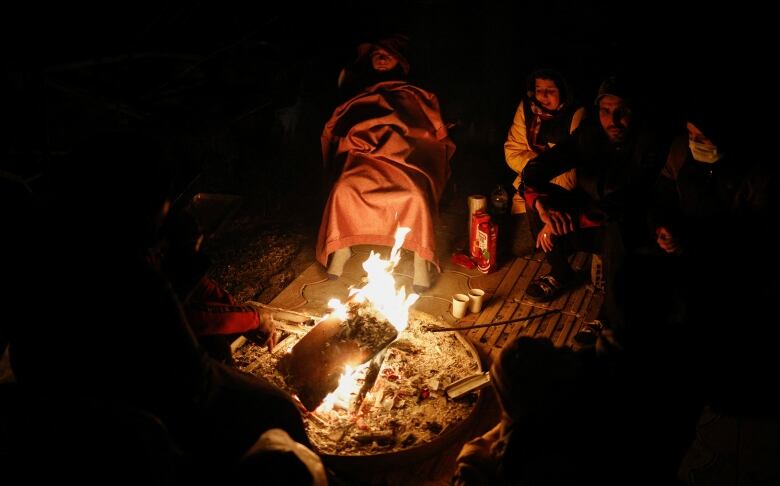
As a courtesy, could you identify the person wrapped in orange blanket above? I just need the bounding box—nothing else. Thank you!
[316,34,455,292]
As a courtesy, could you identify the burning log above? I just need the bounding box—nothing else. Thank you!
[278,302,398,410]
[234,310,483,456]
[353,348,386,413]
[353,430,395,446]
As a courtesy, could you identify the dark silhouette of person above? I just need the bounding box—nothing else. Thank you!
[3,131,314,483]
[454,334,700,486]
[155,208,277,363]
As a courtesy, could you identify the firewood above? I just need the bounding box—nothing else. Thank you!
[234,310,483,456]
[353,430,395,445]
[246,301,318,323]
[278,303,398,410]
[353,349,387,413]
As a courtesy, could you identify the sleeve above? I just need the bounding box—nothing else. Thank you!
[649,173,682,233]
[549,106,586,191]
[660,135,689,182]
[185,276,261,336]
[599,131,672,223]
[452,423,503,486]
[504,101,538,178]
[649,138,687,233]
[521,134,581,211]
[569,106,585,133]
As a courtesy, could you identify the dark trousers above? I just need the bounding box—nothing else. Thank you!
[528,210,628,335]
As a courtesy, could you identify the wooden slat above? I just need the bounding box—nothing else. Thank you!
[466,257,527,345]
[472,303,517,357]
[523,305,549,338]
[554,286,592,347]
[469,251,608,362]
[484,262,543,359]
[483,302,518,349]
[488,302,535,363]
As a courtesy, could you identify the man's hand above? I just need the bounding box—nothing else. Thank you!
[536,199,574,235]
[256,311,278,352]
[536,223,555,252]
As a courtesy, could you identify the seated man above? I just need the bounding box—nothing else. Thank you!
[521,75,669,339]
[316,34,455,292]
[156,208,276,361]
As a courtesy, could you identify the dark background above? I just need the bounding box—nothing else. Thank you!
[2,0,762,218]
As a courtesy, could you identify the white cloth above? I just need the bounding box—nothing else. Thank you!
[244,429,328,486]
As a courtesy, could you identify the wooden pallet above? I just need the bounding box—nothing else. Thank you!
[466,251,603,365]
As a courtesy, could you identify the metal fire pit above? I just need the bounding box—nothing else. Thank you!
[233,309,484,471]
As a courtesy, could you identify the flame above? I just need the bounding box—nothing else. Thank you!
[325,298,348,321]
[316,362,370,413]
[351,226,419,332]
[314,227,419,413]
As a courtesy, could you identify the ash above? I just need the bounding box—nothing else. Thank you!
[337,301,398,354]
[234,310,481,456]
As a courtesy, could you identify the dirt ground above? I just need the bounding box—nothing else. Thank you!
[205,215,318,305]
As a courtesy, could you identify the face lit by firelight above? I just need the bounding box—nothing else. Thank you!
[371,48,399,72]
[534,78,561,111]
[599,94,631,143]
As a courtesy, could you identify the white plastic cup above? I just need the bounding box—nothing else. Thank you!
[452,293,469,318]
[468,288,485,313]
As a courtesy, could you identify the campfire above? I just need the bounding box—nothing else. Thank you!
[235,228,482,456]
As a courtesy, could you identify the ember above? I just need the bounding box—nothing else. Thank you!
[234,310,482,456]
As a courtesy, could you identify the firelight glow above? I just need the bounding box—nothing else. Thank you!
[316,362,370,412]
[315,226,418,413]
[350,226,419,332]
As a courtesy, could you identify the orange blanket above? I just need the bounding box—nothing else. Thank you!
[316,81,455,270]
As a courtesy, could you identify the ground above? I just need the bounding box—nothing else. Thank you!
[206,215,317,304]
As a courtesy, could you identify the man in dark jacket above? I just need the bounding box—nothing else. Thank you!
[521,75,670,341]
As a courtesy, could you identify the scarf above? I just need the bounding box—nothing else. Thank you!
[528,98,566,153]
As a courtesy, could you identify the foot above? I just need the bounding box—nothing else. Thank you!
[525,273,568,301]
[573,320,605,346]
[412,253,431,292]
[326,247,351,279]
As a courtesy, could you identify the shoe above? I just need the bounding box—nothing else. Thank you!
[526,274,567,301]
[326,247,351,279]
[574,320,605,346]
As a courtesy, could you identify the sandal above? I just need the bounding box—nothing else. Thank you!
[574,320,605,346]
[526,274,566,301]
